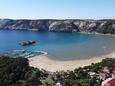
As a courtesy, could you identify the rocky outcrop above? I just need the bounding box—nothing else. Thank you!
[0,19,115,33]
[0,19,49,31]
[49,20,79,32]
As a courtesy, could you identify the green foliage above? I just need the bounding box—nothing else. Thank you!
[0,56,48,86]
[97,20,115,34]
[96,20,115,34]
[0,56,115,86]
[97,28,115,34]
[101,58,115,67]
[89,58,115,72]
[0,56,29,86]
[78,79,90,86]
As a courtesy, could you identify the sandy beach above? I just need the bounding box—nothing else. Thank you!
[28,51,115,72]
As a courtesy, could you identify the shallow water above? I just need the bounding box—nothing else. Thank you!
[0,30,115,60]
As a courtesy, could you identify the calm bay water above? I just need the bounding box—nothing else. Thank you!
[0,30,115,60]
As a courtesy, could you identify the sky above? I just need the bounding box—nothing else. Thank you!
[0,0,115,19]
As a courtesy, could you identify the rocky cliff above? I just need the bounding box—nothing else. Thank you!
[0,19,115,34]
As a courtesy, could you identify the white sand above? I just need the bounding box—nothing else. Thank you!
[28,52,115,72]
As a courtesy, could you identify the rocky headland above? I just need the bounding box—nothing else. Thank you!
[0,19,115,34]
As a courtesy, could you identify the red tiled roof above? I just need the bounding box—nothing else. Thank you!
[104,78,115,86]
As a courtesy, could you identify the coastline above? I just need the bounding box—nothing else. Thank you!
[28,51,115,72]
[80,32,115,37]
[27,31,115,72]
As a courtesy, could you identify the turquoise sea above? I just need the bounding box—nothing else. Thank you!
[0,30,115,60]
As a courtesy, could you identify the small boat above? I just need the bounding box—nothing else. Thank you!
[19,40,36,46]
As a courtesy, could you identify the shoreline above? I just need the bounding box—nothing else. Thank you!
[28,32,115,72]
[28,51,115,72]
[80,32,115,37]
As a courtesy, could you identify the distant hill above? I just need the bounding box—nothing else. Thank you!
[0,19,115,34]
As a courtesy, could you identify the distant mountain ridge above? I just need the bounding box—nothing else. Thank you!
[0,19,115,34]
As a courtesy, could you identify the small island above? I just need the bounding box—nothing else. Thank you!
[19,40,36,46]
